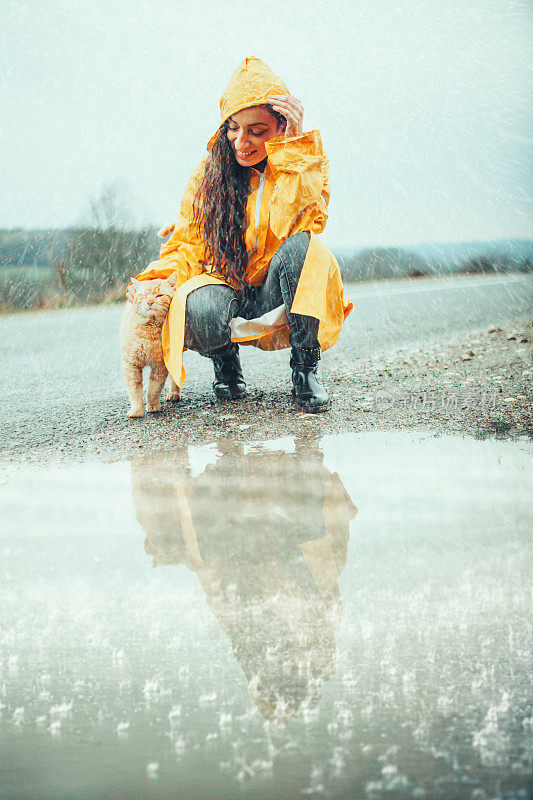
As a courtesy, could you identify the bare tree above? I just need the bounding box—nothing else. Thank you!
[60,181,158,301]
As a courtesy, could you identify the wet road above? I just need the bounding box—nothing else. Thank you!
[1,431,532,799]
[1,273,532,456]
[348,273,532,351]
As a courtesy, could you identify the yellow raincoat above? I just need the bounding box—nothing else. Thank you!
[133,56,353,388]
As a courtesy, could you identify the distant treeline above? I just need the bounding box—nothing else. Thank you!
[337,242,533,281]
[1,227,532,312]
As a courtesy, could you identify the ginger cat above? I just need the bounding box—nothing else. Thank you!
[120,275,180,417]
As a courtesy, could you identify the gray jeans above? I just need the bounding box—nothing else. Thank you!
[183,231,319,355]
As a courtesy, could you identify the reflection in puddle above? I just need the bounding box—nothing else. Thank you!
[131,436,356,725]
[0,431,532,799]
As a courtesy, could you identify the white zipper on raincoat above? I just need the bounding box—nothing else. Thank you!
[252,170,265,251]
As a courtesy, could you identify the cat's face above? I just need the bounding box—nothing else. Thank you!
[131,277,176,323]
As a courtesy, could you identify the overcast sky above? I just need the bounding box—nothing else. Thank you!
[1,0,531,248]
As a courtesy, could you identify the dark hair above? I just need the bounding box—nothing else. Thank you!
[192,106,285,289]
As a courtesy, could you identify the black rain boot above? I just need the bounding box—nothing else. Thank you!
[290,346,330,413]
[211,342,247,400]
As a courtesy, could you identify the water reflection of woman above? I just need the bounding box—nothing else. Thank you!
[131,437,357,723]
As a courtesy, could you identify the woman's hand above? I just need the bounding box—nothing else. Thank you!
[267,95,303,137]
[126,282,136,303]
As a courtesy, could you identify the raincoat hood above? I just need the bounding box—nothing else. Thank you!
[207,56,289,151]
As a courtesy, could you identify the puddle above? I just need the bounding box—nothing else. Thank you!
[0,431,532,799]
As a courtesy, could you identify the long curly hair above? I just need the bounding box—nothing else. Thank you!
[192,109,284,288]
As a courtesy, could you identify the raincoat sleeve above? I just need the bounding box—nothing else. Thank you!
[265,130,329,239]
[132,160,208,288]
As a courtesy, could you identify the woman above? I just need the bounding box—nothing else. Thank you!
[128,57,352,412]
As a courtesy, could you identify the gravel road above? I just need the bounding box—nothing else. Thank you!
[1,274,532,466]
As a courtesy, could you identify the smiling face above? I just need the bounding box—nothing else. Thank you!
[226,105,283,167]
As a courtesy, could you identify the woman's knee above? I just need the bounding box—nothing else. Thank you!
[267,231,311,302]
[275,231,311,268]
[184,285,238,353]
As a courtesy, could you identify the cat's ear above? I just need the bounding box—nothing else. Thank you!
[130,277,142,286]
[165,271,178,288]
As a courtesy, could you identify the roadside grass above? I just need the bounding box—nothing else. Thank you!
[0,265,56,311]
[0,264,127,313]
[474,418,519,440]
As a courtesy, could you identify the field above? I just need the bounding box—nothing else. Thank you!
[1,264,52,279]
[0,264,126,311]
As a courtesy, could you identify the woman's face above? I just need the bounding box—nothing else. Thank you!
[226,105,283,167]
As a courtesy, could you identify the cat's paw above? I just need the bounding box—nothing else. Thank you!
[146,402,162,413]
[127,407,144,418]
[166,390,181,402]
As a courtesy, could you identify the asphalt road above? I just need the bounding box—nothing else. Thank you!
[345,272,533,352]
[1,273,532,459]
